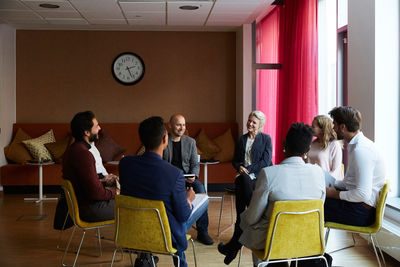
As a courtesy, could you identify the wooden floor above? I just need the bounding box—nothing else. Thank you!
[0,191,399,267]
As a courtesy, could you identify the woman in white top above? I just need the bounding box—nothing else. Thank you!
[308,115,343,180]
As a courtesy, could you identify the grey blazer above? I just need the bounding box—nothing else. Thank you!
[163,134,200,177]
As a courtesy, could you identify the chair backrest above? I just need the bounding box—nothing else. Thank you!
[61,179,82,227]
[371,181,390,232]
[261,199,325,261]
[114,195,176,254]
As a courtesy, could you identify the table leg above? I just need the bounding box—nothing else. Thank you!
[24,164,58,202]
[204,164,208,193]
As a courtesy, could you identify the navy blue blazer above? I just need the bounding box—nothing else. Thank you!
[118,152,192,252]
[232,132,273,177]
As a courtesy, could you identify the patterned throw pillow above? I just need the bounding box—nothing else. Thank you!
[22,129,56,161]
[195,128,221,161]
[213,128,235,163]
[4,128,33,163]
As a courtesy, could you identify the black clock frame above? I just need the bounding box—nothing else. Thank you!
[111,52,145,86]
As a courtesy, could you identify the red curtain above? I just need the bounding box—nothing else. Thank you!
[257,0,318,164]
[256,7,280,164]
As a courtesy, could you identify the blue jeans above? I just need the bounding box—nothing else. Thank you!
[324,198,375,226]
[190,179,209,234]
[174,196,210,267]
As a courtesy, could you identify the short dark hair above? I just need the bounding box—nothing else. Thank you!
[139,116,166,150]
[285,123,314,156]
[329,106,362,132]
[70,111,95,140]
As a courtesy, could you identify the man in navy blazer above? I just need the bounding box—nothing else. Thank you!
[119,116,209,267]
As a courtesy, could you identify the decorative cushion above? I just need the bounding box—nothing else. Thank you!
[22,130,56,161]
[95,130,126,163]
[136,145,145,156]
[4,128,33,163]
[195,128,221,161]
[45,136,74,163]
[213,128,235,163]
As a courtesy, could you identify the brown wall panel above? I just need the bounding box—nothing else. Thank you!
[16,30,236,123]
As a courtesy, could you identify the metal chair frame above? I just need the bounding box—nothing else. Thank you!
[217,192,235,236]
[239,203,328,267]
[61,181,121,267]
[325,183,390,267]
[111,202,197,267]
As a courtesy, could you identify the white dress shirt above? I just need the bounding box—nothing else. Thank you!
[239,157,327,250]
[335,132,385,207]
[89,143,108,176]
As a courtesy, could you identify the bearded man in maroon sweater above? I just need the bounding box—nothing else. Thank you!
[62,111,118,222]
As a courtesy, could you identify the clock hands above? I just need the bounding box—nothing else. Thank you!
[126,66,133,78]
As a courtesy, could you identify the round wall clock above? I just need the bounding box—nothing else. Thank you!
[112,52,145,85]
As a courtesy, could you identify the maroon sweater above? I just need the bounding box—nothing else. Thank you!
[62,141,115,205]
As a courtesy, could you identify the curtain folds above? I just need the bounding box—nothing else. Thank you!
[257,0,318,164]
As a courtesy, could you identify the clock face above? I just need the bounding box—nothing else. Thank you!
[112,52,145,85]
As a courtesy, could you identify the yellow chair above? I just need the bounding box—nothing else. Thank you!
[61,179,116,267]
[238,199,328,267]
[325,181,390,267]
[110,194,197,267]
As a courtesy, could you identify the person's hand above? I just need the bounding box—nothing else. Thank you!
[239,166,249,175]
[186,187,195,207]
[116,188,120,195]
[185,176,195,183]
[326,184,340,199]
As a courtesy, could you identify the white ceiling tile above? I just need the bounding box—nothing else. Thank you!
[81,10,125,19]
[0,10,42,19]
[46,18,89,24]
[120,2,165,12]
[0,0,29,10]
[208,12,250,22]
[7,19,48,24]
[22,0,75,11]
[213,2,262,13]
[88,19,127,25]
[37,10,81,19]
[127,17,165,26]
[69,0,119,11]
[167,1,211,25]
[125,11,164,19]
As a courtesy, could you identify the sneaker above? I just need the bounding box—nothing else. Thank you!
[197,232,214,245]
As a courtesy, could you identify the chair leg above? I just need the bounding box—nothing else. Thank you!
[217,195,224,236]
[370,234,386,267]
[237,246,243,267]
[62,227,86,267]
[62,226,76,266]
[110,248,118,267]
[325,228,331,246]
[326,230,356,254]
[57,213,69,249]
[189,237,198,267]
[373,234,386,267]
[129,251,134,266]
[173,254,180,267]
[96,228,102,257]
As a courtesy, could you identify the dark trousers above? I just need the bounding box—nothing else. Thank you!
[191,178,209,234]
[228,174,256,249]
[79,199,115,222]
[324,198,376,226]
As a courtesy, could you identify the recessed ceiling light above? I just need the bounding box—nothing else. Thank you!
[179,5,199,10]
[39,3,60,9]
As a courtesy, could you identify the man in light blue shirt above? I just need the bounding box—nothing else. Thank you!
[325,106,385,226]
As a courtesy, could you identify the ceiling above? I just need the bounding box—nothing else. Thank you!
[0,0,274,31]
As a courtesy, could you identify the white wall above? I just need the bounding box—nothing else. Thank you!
[0,24,16,168]
[374,0,399,197]
[236,24,252,135]
[348,0,375,140]
[348,0,399,197]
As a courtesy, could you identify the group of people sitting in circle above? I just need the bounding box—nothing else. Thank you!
[60,105,385,267]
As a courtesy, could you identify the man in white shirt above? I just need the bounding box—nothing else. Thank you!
[325,106,386,226]
[89,142,118,183]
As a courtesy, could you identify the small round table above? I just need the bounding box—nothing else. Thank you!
[199,160,220,193]
[24,161,58,203]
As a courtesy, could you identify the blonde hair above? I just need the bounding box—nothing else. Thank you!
[249,110,266,129]
[313,115,337,149]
